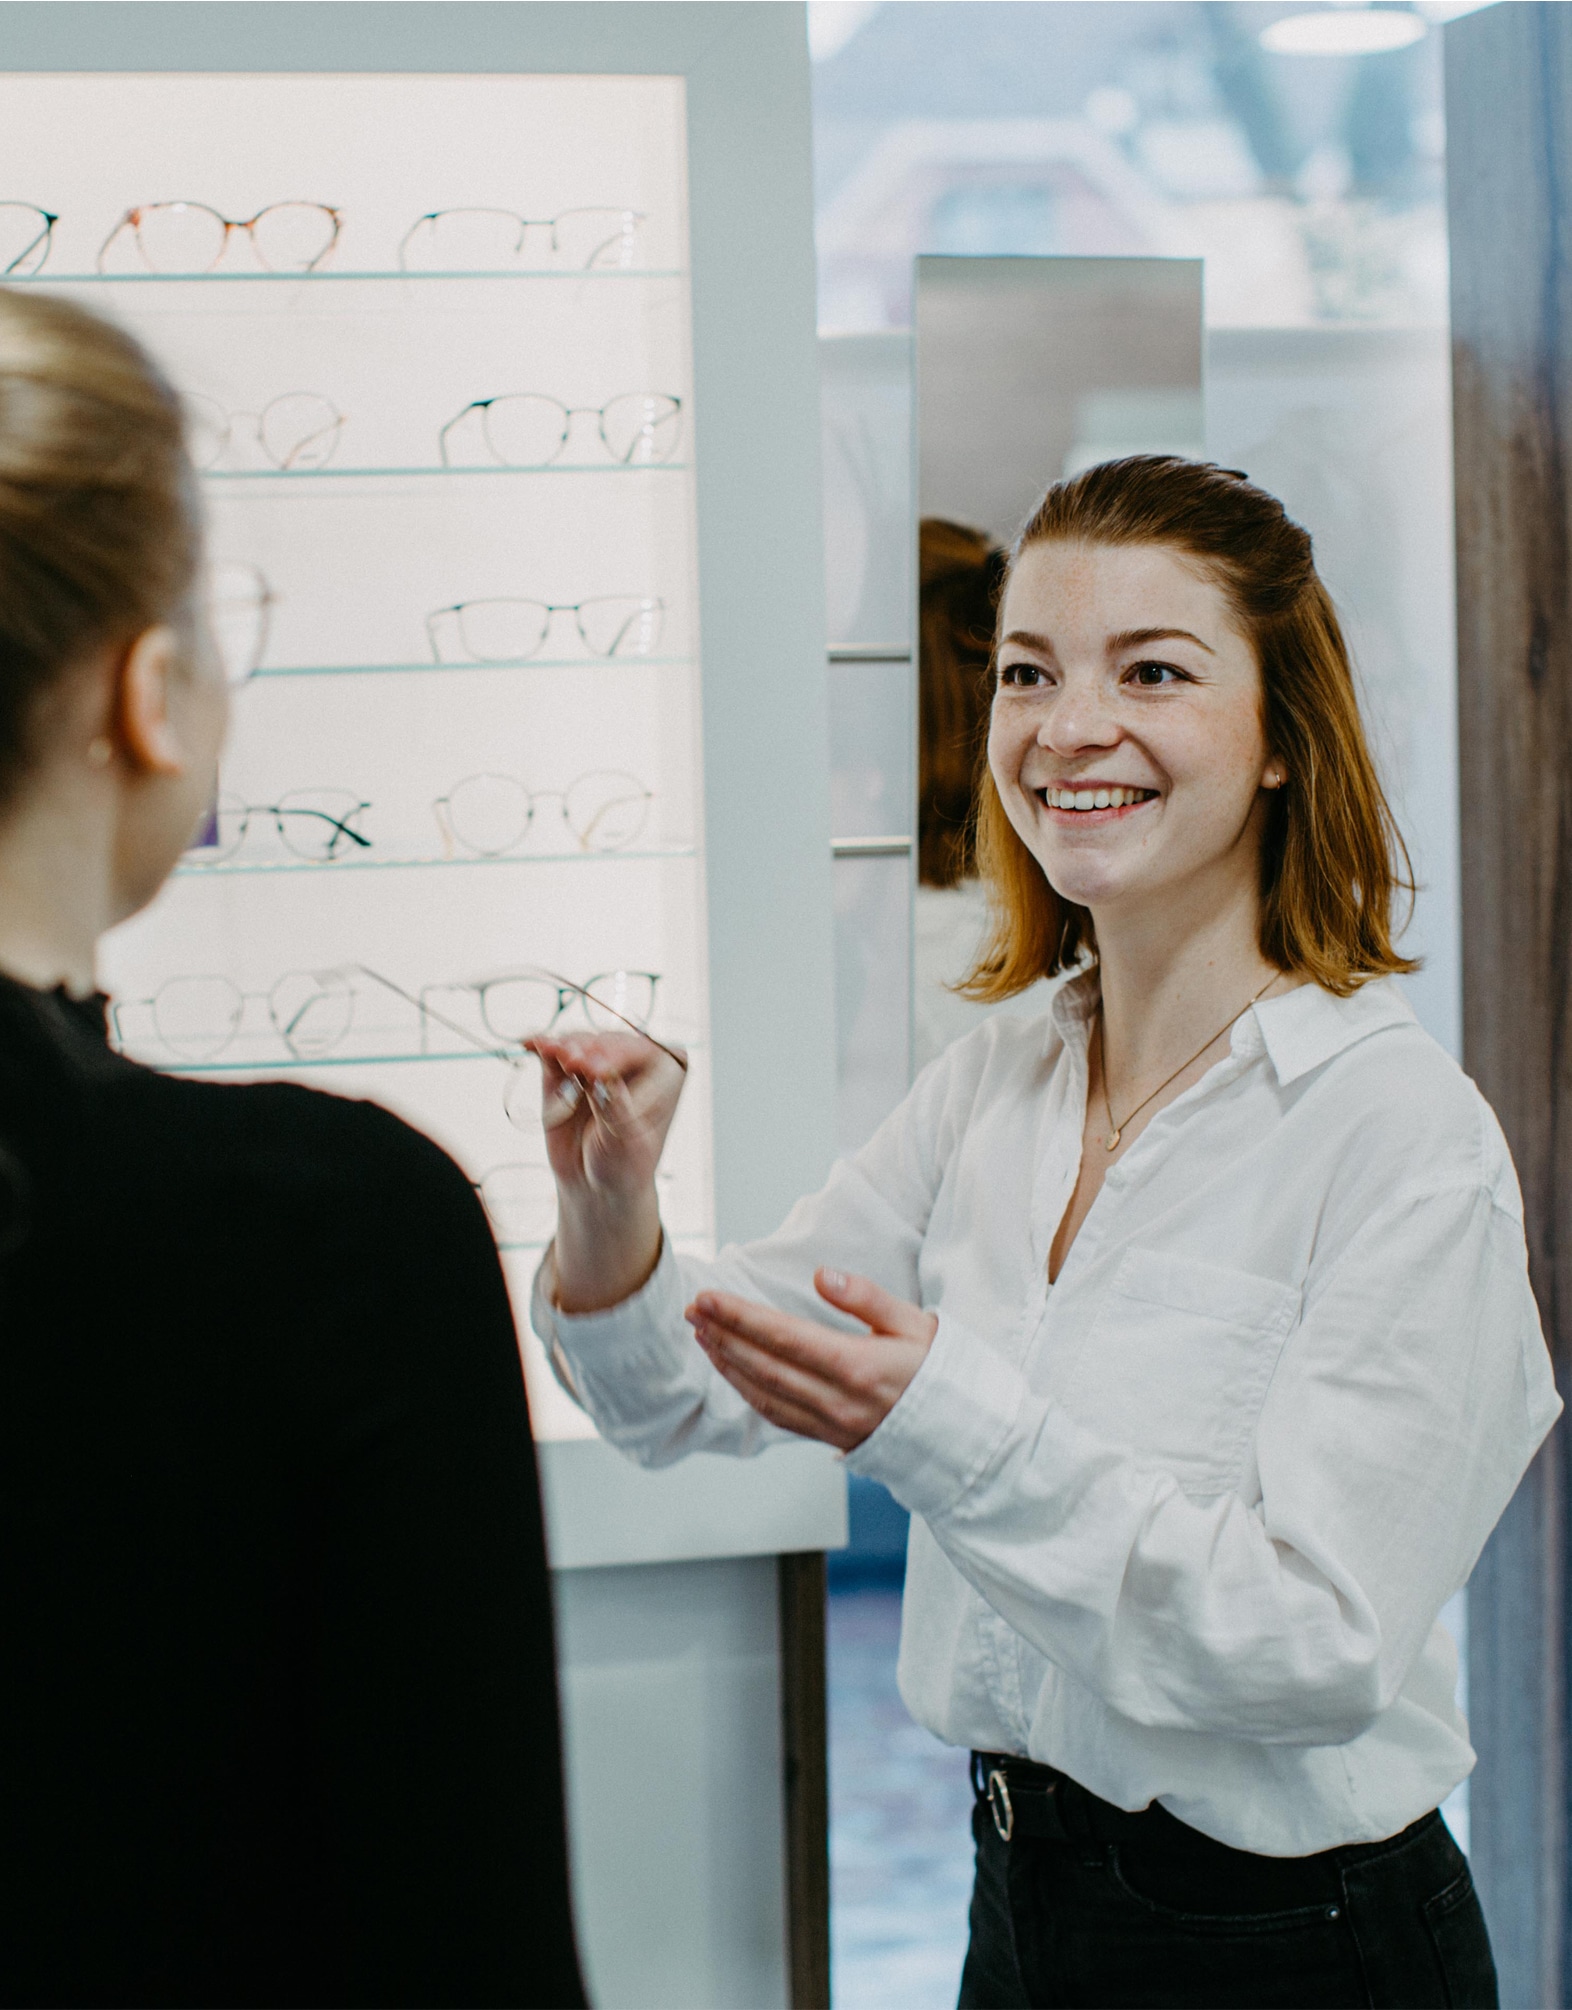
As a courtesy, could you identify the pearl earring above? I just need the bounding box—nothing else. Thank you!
[86,736,113,768]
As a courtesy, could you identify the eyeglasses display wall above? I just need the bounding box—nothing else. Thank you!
[5,73,713,1441]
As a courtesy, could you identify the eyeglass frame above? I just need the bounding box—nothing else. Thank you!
[432,770,652,858]
[397,206,645,272]
[189,392,346,472]
[188,791,373,865]
[98,201,344,274]
[437,392,682,469]
[424,596,665,665]
[110,969,355,1063]
[420,968,662,1047]
[206,561,278,686]
[0,204,56,276]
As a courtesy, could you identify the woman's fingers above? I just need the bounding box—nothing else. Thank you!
[699,1341,843,1445]
[814,1266,939,1344]
[689,1303,848,1413]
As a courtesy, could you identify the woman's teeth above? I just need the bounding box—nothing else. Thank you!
[1044,786,1154,811]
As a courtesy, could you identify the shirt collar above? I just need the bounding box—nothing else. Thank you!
[1048,964,1416,1086]
[1246,976,1416,1085]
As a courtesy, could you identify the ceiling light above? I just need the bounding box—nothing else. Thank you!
[1261,8,1428,54]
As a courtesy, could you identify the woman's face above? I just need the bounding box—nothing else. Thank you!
[988,539,1282,928]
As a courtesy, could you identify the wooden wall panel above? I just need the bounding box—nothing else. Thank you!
[1447,6,1572,2002]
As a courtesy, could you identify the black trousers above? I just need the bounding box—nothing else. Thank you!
[958,1757,1497,2009]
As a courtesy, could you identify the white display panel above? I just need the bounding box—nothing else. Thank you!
[5,73,713,1441]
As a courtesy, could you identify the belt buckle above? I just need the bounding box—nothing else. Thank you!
[986,1768,1015,1843]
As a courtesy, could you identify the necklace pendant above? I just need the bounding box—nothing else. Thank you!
[1104,1129,1121,1151]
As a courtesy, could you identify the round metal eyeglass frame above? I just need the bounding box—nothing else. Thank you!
[433,770,652,858]
[189,392,345,472]
[438,392,682,469]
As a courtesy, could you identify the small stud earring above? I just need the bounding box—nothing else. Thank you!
[86,736,113,768]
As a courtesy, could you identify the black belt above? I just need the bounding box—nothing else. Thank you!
[971,1752,1188,1846]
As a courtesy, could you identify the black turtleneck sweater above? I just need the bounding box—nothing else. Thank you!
[0,972,586,2009]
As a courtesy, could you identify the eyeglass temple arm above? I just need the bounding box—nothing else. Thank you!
[96,209,137,273]
[348,965,514,1060]
[437,406,482,468]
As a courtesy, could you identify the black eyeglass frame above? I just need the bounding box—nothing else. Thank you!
[0,203,56,276]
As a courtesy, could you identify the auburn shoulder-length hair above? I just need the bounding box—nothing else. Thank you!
[962,455,1416,1001]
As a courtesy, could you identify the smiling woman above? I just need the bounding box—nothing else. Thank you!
[531,454,1554,2010]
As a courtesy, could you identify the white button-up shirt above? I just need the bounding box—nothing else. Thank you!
[533,973,1560,1856]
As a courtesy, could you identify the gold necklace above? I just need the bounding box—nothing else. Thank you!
[1099,975,1278,1151]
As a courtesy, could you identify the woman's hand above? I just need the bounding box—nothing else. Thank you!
[686,1268,938,1452]
[526,1030,687,1313]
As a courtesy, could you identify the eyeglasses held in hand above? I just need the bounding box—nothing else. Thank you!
[112,971,353,1064]
[425,596,663,665]
[0,203,55,276]
[398,207,643,273]
[187,789,372,866]
[349,964,687,1137]
[439,393,682,469]
[422,968,661,1048]
[434,771,651,858]
[206,561,276,686]
[190,392,345,472]
[99,201,343,274]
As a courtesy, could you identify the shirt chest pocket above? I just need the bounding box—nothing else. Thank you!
[1058,1248,1300,1497]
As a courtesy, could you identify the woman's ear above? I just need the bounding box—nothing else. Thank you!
[1261,759,1287,790]
[114,626,185,776]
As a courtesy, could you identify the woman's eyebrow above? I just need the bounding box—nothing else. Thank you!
[1108,625,1216,655]
[1000,628,1055,653]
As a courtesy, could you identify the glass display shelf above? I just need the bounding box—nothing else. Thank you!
[247,654,692,680]
[204,462,688,482]
[12,268,687,286]
[174,843,696,878]
[115,1040,704,1077]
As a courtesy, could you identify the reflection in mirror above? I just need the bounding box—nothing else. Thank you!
[914,254,1203,1070]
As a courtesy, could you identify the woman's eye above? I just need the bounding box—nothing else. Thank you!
[1127,660,1187,687]
[998,660,1047,688]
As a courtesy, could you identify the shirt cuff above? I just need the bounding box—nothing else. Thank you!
[529,1234,686,1392]
[845,1309,1026,1521]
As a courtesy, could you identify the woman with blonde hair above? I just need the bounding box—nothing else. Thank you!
[0,289,583,2006]
[531,455,1553,2007]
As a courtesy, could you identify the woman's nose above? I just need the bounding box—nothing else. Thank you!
[1037,686,1119,752]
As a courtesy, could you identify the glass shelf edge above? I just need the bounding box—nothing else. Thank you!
[174,844,698,878]
[205,462,687,481]
[246,656,691,679]
[12,267,686,285]
[117,1040,706,1076]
